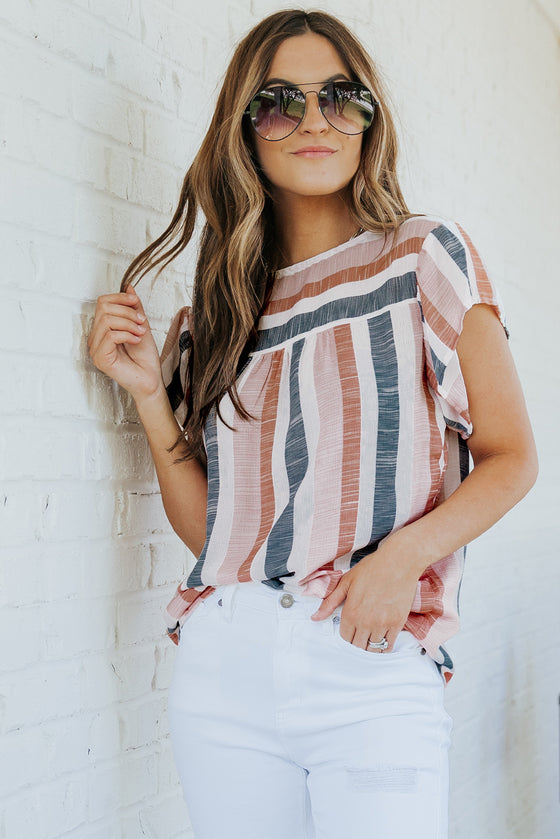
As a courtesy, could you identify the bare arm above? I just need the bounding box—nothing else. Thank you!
[88,286,207,554]
[311,304,538,650]
[133,387,208,555]
[386,303,538,568]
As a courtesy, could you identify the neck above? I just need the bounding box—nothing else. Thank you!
[272,190,361,269]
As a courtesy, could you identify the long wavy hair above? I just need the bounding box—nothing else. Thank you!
[120,9,413,465]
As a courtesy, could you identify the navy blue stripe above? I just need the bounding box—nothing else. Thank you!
[256,272,417,352]
[165,331,191,411]
[351,310,399,565]
[178,330,192,355]
[264,339,308,582]
[444,416,470,437]
[165,372,184,412]
[430,347,446,386]
[436,645,453,673]
[422,225,474,389]
[458,435,470,482]
[186,407,219,587]
[431,224,470,286]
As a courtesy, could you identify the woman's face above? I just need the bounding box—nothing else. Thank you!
[251,33,363,200]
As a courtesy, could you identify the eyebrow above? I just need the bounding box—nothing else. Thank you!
[263,73,351,86]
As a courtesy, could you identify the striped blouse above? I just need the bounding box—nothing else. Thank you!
[159,215,506,682]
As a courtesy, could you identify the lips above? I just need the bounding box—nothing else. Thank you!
[292,146,337,156]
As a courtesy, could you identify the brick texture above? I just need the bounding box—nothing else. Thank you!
[1,1,558,837]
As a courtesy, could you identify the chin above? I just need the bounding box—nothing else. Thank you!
[278,178,354,198]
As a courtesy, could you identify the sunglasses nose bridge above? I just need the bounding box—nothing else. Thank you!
[299,88,328,129]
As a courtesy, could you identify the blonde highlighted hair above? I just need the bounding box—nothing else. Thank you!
[120,9,413,464]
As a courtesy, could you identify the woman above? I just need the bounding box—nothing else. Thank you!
[88,10,537,838]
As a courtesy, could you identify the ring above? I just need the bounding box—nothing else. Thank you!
[367,636,389,651]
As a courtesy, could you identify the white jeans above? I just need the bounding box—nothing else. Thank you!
[168,581,453,839]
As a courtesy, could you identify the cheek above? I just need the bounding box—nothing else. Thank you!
[253,139,282,183]
[344,137,363,175]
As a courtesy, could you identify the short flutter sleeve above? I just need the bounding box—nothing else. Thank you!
[159,305,193,428]
[416,221,507,439]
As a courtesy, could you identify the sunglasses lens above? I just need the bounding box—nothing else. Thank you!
[249,87,305,140]
[247,82,375,140]
[320,83,375,134]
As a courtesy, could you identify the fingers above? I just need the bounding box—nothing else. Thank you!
[91,311,146,343]
[339,616,396,653]
[88,288,150,371]
[88,309,145,361]
[125,284,148,317]
[313,579,395,652]
[310,577,349,620]
[345,626,393,653]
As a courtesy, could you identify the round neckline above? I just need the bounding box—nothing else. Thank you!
[275,229,381,278]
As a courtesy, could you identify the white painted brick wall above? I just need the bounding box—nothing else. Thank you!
[1,1,558,838]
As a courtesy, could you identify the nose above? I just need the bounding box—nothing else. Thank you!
[299,90,329,133]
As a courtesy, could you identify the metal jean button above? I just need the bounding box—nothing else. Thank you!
[280,593,294,608]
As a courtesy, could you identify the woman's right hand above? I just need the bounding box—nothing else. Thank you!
[88,284,164,402]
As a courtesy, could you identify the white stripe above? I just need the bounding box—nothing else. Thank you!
[351,317,379,557]
[288,334,318,576]
[392,304,416,528]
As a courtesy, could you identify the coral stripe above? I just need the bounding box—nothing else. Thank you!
[333,323,362,556]
[267,237,425,315]
[237,351,285,580]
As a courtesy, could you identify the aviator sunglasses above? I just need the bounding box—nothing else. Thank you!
[244,80,377,141]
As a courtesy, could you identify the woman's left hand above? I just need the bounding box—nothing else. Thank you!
[309,540,423,653]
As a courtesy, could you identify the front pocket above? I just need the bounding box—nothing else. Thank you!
[178,590,220,643]
[332,619,422,660]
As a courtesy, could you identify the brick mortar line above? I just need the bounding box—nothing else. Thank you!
[2,535,185,553]
[0,747,178,794]
[2,124,195,180]
[0,642,175,674]
[3,155,183,216]
[0,7,210,95]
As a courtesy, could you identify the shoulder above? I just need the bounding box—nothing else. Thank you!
[365,215,474,270]
[395,214,474,252]
[402,215,495,301]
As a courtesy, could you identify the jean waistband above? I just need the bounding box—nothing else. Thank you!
[209,581,331,622]
[202,581,424,655]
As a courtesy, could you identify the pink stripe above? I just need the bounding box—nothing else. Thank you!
[216,355,275,579]
[305,330,344,575]
[457,224,495,304]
